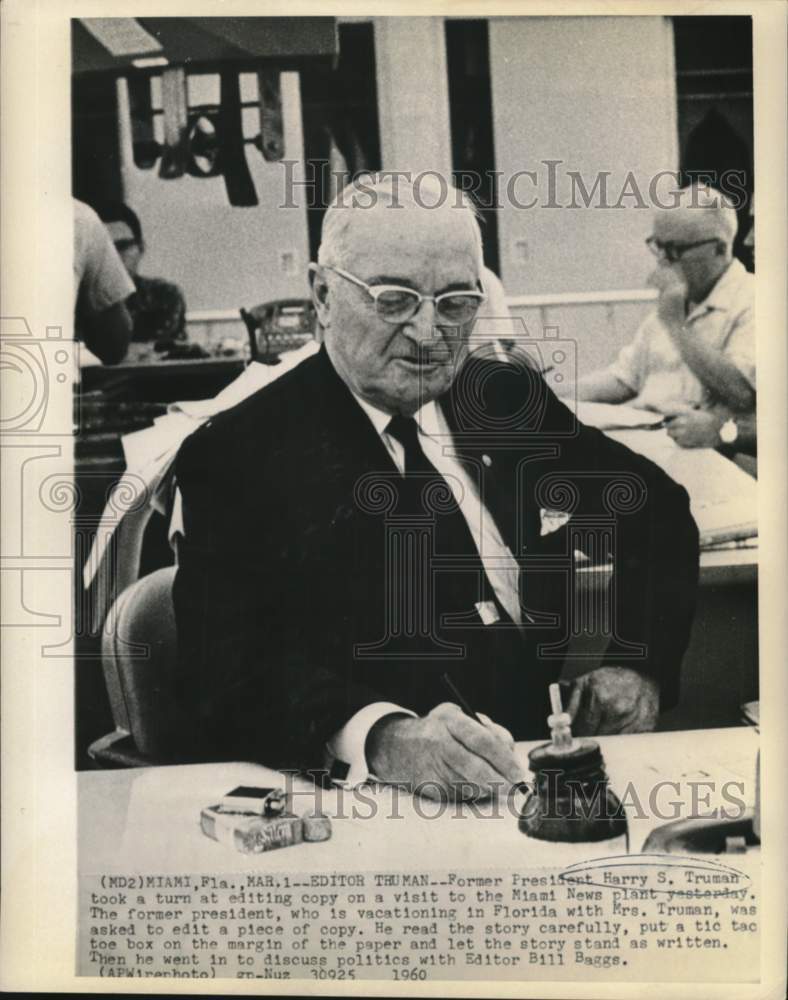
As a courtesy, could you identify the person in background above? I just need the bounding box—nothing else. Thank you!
[574,185,755,453]
[98,202,188,353]
[73,199,133,365]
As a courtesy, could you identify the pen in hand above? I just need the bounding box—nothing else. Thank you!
[441,673,530,794]
[441,672,484,724]
[660,403,702,431]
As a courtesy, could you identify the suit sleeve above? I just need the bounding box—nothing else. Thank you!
[171,422,392,771]
[536,384,699,710]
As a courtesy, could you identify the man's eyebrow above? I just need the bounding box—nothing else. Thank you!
[365,275,419,288]
[366,275,477,293]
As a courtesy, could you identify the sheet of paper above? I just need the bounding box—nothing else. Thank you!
[575,400,665,430]
[607,429,758,544]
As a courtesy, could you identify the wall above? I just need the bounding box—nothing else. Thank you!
[489,15,679,373]
[118,71,311,314]
[373,17,452,178]
[115,17,679,375]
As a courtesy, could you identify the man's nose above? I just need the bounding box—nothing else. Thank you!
[650,259,677,277]
[403,298,441,344]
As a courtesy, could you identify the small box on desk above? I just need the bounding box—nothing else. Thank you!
[201,805,303,854]
[200,786,332,854]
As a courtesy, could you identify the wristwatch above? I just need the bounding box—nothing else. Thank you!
[719,418,739,445]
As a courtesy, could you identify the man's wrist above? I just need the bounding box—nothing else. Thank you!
[326,703,416,786]
[366,714,414,776]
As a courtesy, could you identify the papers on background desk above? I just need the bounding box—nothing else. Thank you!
[573,404,757,547]
[575,400,666,431]
[603,427,758,548]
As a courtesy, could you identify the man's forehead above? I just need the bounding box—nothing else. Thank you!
[343,206,479,280]
[653,207,719,241]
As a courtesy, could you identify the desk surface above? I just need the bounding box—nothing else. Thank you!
[576,547,757,585]
[79,727,757,874]
[699,546,758,585]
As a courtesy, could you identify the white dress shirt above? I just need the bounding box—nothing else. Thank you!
[606,258,755,413]
[326,393,522,786]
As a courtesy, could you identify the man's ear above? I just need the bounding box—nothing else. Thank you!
[309,263,331,327]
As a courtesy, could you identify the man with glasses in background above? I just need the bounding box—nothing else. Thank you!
[574,185,755,452]
[173,174,698,799]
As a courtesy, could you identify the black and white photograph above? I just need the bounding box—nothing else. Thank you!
[1,2,786,996]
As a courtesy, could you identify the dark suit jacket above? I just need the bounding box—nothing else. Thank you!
[173,346,699,769]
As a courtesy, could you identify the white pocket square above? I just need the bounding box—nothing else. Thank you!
[539,507,572,536]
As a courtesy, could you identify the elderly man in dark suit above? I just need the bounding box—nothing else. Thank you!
[173,175,698,799]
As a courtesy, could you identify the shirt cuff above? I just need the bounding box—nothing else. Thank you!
[325,702,417,787]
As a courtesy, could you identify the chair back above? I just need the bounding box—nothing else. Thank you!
[92,565,181,764]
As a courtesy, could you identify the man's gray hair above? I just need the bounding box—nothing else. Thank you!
[317,172,484,270]
[674,184,739,244]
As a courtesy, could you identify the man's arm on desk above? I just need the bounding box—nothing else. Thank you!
[571,319,647,405]
[78,299,133,365]
[572,370,635,404]
[665,406,757,457]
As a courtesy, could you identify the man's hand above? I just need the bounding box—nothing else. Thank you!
[565,667,659,736]
[366,703,524,801]
[648,265,688,330]
[665,410,723,448]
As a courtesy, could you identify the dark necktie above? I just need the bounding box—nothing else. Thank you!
[380,415,533,731]
[385,413,499,613]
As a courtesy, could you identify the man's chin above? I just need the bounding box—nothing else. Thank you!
[364,366,452,415]
[399,362,453,400]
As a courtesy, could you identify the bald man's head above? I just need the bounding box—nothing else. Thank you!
[654,185,738,245]
[310,175,486,415]
[649,186,737,301]
[317,173,484,273]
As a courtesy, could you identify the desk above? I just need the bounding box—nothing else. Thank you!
[78,728,757,874]
[699,546,757,586]
[576,547,757,587]
[81,357,246,404]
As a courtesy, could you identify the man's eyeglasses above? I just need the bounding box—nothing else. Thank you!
[645,236,719,263]
[319,265,486,325]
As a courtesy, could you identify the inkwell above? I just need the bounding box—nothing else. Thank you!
[519,684,628,848]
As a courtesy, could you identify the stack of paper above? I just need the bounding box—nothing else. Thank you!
[574,401,665,431]
[605,428,758,548]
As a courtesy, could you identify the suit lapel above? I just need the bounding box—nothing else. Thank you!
[306,347,400,524]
